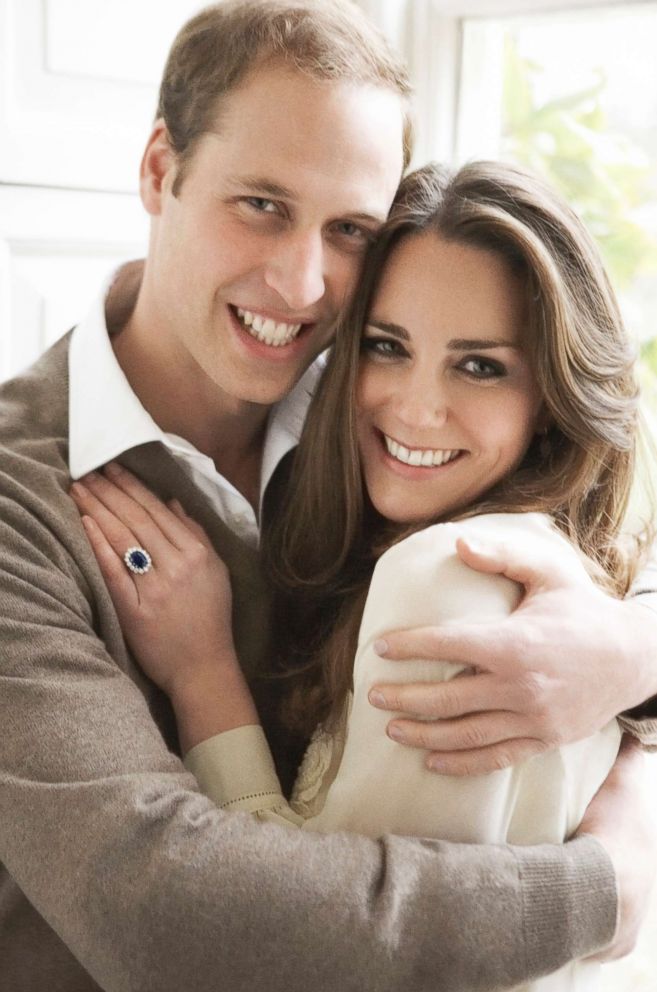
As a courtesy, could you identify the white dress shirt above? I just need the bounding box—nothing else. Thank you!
[68,270,323,546]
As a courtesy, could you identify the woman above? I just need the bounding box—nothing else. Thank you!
[73,162,652,991]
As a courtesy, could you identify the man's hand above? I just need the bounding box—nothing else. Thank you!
[369,535,657,775]
[578,737,656,961]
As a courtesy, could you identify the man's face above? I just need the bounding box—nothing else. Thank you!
[141,62,405,409]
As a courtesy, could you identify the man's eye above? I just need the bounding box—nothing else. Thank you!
[334,221,372,242]
[460,357,506,379]
[245,197,278,214]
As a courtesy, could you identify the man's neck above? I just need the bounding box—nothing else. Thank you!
[106,263,269,509]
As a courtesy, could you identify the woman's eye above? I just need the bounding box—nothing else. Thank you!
[460,357,506,379]
[361,337,405,359]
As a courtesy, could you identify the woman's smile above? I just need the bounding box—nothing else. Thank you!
[356,231,545,524]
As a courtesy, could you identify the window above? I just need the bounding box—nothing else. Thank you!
[455,2,657,420]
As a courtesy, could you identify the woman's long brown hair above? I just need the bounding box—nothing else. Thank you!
[264,161,653,737]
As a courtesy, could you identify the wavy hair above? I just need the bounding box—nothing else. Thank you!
[265,161,652,734]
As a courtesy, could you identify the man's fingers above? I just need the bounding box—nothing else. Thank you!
[376,624,493,668]
[385,710,538,754]
[423,739,547,777]
[455,532,581,594]
[369,673,515,719]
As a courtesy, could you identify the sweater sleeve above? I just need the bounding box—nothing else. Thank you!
[0,483,618,992]
[619,548,657,744]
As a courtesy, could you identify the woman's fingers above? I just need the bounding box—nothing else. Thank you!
[168,499,215,550]
[100,463,194,549]
[71,472,191,571]
[71,479,145,565]
[80,515,139,612]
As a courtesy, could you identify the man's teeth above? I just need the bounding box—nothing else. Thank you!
[383,435,461,467]
[236,307,303,347]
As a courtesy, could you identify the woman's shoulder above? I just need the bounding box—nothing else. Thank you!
[373,512,587,590]
[381,512,572,563]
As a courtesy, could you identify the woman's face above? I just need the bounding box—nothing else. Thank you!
[356,231,545,524]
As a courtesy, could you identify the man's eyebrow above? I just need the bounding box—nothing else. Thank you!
[229,176,296,200]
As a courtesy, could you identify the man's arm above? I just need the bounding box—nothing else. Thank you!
[369,534,657,776]
[0,491,619,992]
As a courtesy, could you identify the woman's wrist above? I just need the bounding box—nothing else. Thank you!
[170,656,261,754]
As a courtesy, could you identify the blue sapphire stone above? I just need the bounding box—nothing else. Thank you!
[129,550,149,570]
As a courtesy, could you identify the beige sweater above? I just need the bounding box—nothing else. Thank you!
[0,334,625,992]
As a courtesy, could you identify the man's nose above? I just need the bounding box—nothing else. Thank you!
[264,231,326,310]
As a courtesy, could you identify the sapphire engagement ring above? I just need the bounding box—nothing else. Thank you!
[124,547,153,575]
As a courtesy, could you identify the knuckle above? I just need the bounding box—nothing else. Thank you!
[147,578,172,607]
[489,748,514,772]
[460,722,488,750]
[129,506,151,530]
[414,725,436,750]
[449,755,476,777]
[516,671,549,714]
[185,541,208,566]
[438,684,462,719]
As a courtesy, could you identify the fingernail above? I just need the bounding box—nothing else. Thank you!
[368,690,386,708]
[81,515,94,531]
[427,758,445,773]
[461,537,487,555]
[374,639,388,656]
[70,482,86,498]
[104,462,121,477]
[387,725,404,743]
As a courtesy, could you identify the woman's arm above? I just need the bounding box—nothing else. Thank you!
[369,530,657,775]
[71,464,260,750]
[71,463,302,822]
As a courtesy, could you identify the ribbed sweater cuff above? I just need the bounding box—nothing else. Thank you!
[515,835,617,974]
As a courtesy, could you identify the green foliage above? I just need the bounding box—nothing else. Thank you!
[501,35,657,414]
[502,36,657,291]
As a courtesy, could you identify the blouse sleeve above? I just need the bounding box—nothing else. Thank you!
[184,725,304,827]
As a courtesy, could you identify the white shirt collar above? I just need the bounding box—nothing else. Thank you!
[68,269,323,520]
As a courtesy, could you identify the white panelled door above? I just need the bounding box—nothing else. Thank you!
[0,0,202,381]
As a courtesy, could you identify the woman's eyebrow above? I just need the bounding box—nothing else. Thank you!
[448,338,520,350]
[366,320,409,341]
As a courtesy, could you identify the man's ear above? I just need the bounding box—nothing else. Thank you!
[140,119,177,216]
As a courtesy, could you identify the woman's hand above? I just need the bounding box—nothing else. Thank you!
[70,462,259,749]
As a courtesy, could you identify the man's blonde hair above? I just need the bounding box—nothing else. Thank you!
[157,0,413,194]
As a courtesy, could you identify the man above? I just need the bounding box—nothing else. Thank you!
[0,3,656,991]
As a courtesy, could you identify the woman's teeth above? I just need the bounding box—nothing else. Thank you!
[236,307,303,347]
[384,434,461,468]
